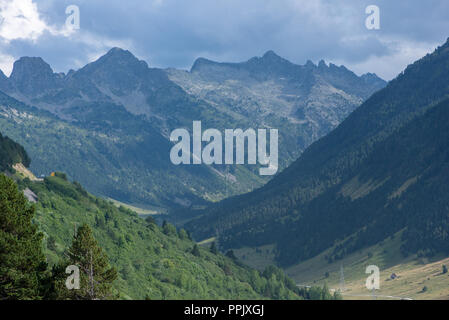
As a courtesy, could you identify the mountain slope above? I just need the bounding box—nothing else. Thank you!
[0,91,230,208]
[274,96,449,265]
[184,38,449,266]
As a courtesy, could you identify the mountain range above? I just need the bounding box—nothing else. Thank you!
[0,49,385,210]
[184,38,449,267]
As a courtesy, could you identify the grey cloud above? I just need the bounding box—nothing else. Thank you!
[0,0,448,80]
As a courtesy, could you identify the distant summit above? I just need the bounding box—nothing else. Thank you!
[191,51,290,73]
[190,57,217,72]
[76,47,150,79]
[10,57,54,79]
[9,57,60,95]
[100,47,148,67]
[261,50,287,63]
[185,50,386,100]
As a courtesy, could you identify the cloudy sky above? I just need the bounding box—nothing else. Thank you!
[0,0,448,80]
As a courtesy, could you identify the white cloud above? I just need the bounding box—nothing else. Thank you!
[335,37,440,80]
[0,0,50,42]
[0,0,130,75]
[0,0,78,42]
[0,51,14,76]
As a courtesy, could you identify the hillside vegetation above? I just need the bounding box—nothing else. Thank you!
[0,132,30,172]
[16,174,332,300]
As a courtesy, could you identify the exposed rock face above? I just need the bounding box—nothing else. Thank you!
[23,187,38,203]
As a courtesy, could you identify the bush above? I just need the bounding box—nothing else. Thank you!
[54,172,68,181]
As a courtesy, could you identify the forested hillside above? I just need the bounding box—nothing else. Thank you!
[0,132,30,172]
[0,132,338,300]
[184,38,449,266]
[10,173,335,299]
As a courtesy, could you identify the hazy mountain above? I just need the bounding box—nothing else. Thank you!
[0,49,385,210]
[0,91,229,208]
[184,38,449,266]
[167,50,385,145]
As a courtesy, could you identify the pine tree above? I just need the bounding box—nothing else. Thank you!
[57,224,118,300]
[210,242,218,254]
[225,250,237,260]
[0,174,47,300]
[320,283,332,300]
[191,244,201,257]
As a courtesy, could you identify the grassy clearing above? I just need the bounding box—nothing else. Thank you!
[230,230,449,300]
[107,197,164,216]
[197,237,216,246]
[233,245,277,271]
[285,232,449,300]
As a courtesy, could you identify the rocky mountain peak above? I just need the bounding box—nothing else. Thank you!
[318,59,327,68]
[10,57,54,81]
[72,48,151,93]
[360,72,384,84]
[305,60,316,68]
[105,47,142,62]
[261,50,283,61]
[9,57,59,95]
[90,47,149,71]
[190,57,217,73]
[257,50,292,67]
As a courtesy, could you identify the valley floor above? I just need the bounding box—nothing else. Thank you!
[234,233,449,300]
